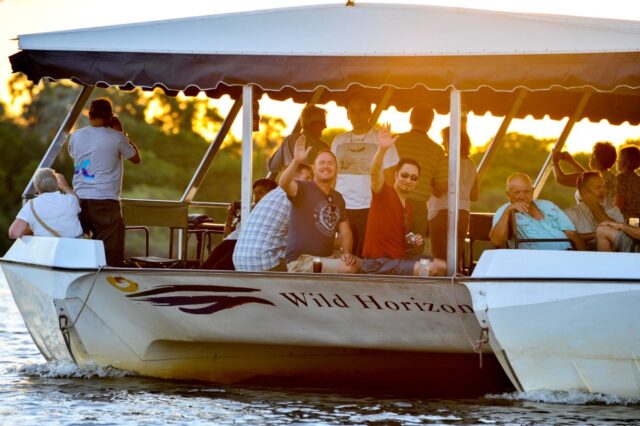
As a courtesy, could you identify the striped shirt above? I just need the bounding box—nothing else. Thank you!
[394,130,447,202]
[232,188,291,271]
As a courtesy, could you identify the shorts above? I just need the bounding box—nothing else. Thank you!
[615,232,640,252]
[287,254,343,273]
[360,256,431,276]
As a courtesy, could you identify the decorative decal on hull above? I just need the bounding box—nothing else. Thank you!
[107,276,139,293]
[125,284,275,315]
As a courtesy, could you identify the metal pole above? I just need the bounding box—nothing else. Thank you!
[476,88,527,181]
[181,97,242,202]
[533,92,591,199]
[23,85,94,200]
[446,89,461,276]
[241,86,254,224]
[370,87,394,125]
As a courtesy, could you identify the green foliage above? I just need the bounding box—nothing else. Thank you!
[0,116,48,252]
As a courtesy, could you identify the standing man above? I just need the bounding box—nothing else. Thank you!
[489,173,585,250]
[280,136,358,273]
[394,104,447,238]
[267,105,329,176]
[331,94,399,256]
[360,125,446,276]
[68,98,141,266]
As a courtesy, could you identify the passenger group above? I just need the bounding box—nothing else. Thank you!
[8,96,640,273]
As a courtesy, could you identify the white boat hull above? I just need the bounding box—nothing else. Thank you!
[467,250,640,398]
[2,237,510,395]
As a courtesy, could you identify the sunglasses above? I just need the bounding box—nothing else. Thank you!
[399,172,419,182]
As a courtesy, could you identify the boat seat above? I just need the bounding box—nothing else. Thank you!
[122,199,189,268]
[466,212,496,273]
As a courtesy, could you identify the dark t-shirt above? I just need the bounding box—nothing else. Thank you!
[362,184,412,259]
[286,180,347,262]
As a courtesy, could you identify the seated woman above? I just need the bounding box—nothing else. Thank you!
[8,168,82,239]
[615,145,640,222]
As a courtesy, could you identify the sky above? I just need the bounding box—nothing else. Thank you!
[1,0,640,152]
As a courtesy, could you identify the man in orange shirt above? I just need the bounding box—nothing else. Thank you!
[360,124,446,276]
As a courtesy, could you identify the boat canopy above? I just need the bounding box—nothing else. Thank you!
[9,3,640,124]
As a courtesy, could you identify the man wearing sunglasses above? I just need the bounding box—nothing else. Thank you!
[360,124,446,276]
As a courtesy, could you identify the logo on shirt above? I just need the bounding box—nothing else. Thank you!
[313,199,339,236]
[74,160,95,180]
[335,143,377,175]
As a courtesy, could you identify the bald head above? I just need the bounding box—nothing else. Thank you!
[506,173,532,192]
[506,173,534,204]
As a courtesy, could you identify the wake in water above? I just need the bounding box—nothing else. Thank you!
[487,389,639,406]
[8,360,132,379]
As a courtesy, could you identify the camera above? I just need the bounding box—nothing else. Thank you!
[108,116,121,129]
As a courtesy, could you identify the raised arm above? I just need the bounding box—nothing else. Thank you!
[278,134,311,198]
[371,124,395,193]
[126,138,141,164]
[111,117,141,164]
[55,172,79,202]
[552,150,584,188]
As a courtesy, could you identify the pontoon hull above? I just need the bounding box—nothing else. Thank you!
[467,250,640,398]
[1,237,510,396]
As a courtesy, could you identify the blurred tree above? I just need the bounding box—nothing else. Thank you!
[0,116,46,253]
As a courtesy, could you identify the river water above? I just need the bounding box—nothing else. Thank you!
[1,271,638,425]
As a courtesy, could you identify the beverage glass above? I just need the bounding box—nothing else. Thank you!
[312,257,323,273]
[629,217,639,227]
[419,258,429,276]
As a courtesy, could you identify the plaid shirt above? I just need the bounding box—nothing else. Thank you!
[232,187,291,271]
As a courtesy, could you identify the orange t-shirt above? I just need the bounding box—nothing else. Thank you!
[362,184,412,259]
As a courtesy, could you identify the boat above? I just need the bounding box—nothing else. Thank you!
[3,3,640,397]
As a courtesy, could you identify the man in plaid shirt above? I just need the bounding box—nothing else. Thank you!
[232,163,313,271]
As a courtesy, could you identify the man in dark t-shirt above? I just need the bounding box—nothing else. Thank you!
[279,135,359,273]
[361,124,446,276]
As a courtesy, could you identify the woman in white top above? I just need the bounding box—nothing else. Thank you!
[9,168,83,239]
[428,128,479,271]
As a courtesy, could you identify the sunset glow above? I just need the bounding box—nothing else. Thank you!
[1,0,639,152]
